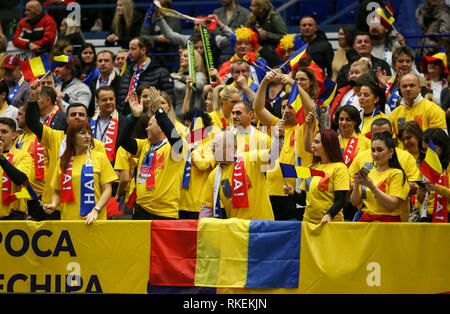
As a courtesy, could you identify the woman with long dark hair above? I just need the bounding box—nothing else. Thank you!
[44,121,117,224]
[77,43,100,85]
[334,105,371,167]
[284,115,350,224]
[357,80,391,139]
[351,131,410,222]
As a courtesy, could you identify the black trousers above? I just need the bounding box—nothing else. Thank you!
[133,205,176,220]
[270,196,303,221]
[178,210,199,220]
[1,211,26,220]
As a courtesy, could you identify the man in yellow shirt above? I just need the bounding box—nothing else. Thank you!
[199,126,284,220]
[391,73,447,137]
[231,100,271,155]
[120,90,186,219]
[0,117,33,220]
[253,69,315,220]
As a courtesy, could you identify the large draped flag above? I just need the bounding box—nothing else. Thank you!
[20,53,51,83]
[279,163,325,179]
[148,218,301,288]
[316,78,337,107]
[375,2,395,30]
[419,139,443,184]
[287,81,305,125]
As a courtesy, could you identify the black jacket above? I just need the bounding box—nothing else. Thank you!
[302,30,334,78]
[117,58,174,116]
[88,73,122,117]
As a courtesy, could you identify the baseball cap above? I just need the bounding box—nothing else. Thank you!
[2,55,20,70]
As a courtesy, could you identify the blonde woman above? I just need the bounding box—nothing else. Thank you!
[172,48,207,117]
[105,0,144,48]
[209,85,240,135]
[59,18,85,55]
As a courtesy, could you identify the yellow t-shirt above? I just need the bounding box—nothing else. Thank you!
[41,126,107,204]
[359,167,411,217]
[0,147,33,218]
[390,97,447,137]
[339,133,371,166]
[349,147,420,182]
[360,112,391,139]
[133,138,185,218]
[209,110,232,136]
[201,150,274,220]
[266,117,316,196]
[50,150,118,220]
[235,127,272,155]
[113,146,139,204]
[180,138,215,213]
[301,162,350,224]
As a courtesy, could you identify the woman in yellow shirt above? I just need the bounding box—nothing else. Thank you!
[356,79,391,139]
[44,120,118,224]
[285,126,350,225]
[333,104,371,167]
[350,131,411,222]
[209,85,240,132]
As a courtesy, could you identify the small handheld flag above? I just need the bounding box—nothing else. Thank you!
[286,82,305,125]
[419,139,443,184]
[288,43,308,71]
[20,53,51,83]
[279,163,325,179]
[374,3,395,31]
[316,78,337,107]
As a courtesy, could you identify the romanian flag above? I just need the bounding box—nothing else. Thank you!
[375,3,395,30]
[279,163,325,179]
[316,78,337,107]
[20,53,51,83]
[287,81,305,125]
[289,43,308,71]
[148,218,301,288]
[3,183,40,206]
[186,110,208,143]
[419,139,443,184]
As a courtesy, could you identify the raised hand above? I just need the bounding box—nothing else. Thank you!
[29,79,42,102]
[128,91,143,117]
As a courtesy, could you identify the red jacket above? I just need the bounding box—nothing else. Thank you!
[12,13,57,52]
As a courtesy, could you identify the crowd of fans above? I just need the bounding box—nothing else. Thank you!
[0,0,449,224]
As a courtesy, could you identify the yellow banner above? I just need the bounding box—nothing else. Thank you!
[2,221,450,294]
[0,221,150,293]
